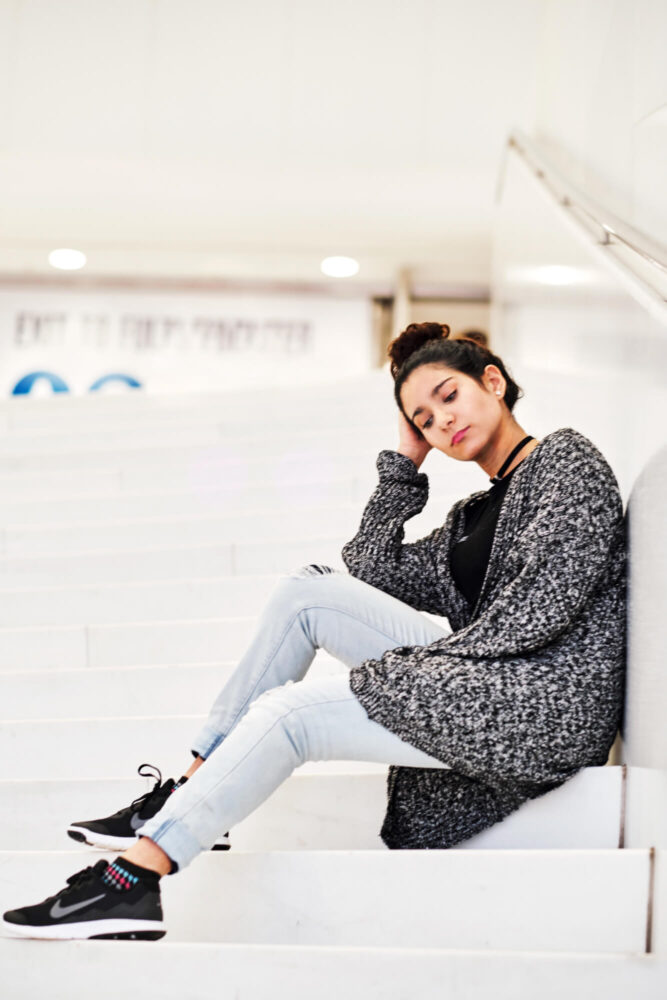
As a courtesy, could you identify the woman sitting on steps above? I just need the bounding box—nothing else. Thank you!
[2,321,627,941]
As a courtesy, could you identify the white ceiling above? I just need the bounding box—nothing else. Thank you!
[0,0,544,293]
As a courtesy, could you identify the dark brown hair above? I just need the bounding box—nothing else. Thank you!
[388,322,523,440]
[456,329,489,348]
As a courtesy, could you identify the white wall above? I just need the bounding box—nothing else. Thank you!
[492,134,667,950]
[492,149,666,499]
[534,0,667,247]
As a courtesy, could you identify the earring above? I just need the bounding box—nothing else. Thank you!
[495,391,501,396]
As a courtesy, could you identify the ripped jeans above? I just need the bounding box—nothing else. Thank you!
[139,564,453,870]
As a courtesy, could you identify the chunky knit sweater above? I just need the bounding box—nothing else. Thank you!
[341,427,627,849]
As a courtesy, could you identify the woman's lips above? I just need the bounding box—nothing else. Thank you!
[452,427,469,445]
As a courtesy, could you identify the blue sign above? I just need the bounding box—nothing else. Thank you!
[12,371,70,395]
[11,372,143,396]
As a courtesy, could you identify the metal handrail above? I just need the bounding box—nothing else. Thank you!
[500,130,667,286]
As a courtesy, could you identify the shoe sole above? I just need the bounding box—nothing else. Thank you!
[2,917,166,941]
[67,826,231,852]
[67,827,136,851]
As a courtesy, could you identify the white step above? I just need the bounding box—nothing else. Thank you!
[0,421,392,460]
[0,658,347,720]
[0,575,284,628]
[0,482,459,532]
[0,476,373,525]
[0,604,450,671]
[0,849,650,952]
[0,470,366,507]
[0,939,664,1000]
[0,375,391,427]
[0,402,389,439]
[0,438,382,475]
[0,423,224,457]
[0,563,456,627]
[0,773,387,852]
[0,491,454,558]
[0,715,390,781]
[0,539,348,589]
[0,440,478,499]
[0,504,451,557]
[0,376,391,428]
[0,468,123,499]
[0,767,624,852]
[0,454,369,508]
[1,505,365,557]
[0,616,271,671]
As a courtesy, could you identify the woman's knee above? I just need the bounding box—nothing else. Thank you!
[244,682,312,764]
[287,563,340,581]
[267,563,347,610]
[258,565,358,651]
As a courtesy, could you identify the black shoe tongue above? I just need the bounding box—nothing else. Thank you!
[93,859,110,875]
[138,777,177,815]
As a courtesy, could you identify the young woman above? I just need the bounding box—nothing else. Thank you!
[2,322,627,940]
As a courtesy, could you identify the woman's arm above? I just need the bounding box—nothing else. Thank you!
[341,449,450,614]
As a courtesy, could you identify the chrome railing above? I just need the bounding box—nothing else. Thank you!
[499,130,667,314]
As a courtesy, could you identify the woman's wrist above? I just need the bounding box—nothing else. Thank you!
[395,447,424,471]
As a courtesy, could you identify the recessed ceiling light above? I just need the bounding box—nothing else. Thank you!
[49,248,87,271]
[320,256,359,278]
[531,265,586,286]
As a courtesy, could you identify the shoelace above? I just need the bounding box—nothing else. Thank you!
[111,763,169,820]
[50,860,108,902]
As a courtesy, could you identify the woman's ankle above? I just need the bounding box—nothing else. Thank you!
[184,755,205,780]
[121,835,174,876]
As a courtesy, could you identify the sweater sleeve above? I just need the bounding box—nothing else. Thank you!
[341,449,450,614]
[435,433,625,659]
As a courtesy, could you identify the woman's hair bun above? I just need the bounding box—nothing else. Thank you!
[388,322,450,380]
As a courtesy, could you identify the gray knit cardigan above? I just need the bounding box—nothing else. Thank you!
[341,427,627,849]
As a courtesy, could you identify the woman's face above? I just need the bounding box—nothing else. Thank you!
[399,362,506,461]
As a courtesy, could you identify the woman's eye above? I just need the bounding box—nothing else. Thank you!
[421,390,456,430]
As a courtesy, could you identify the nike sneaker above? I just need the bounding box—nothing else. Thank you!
[67,763,231,852]
[2,859,165,940]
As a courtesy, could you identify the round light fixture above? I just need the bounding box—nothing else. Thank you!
[532,265,585,286]
[49,248,87,271]
[320,256,359,278]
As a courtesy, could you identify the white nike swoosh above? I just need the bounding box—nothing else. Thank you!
[130,812,145,831]
[50,893,106,919]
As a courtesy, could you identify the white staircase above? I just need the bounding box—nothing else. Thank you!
[0,375,664,998]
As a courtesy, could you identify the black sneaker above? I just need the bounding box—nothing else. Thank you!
[2,859,166,940]
[67,763,231,852]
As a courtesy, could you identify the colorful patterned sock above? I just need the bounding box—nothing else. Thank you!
[102,857,162,891]
[173,775,189,790]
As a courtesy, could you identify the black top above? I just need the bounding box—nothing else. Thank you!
[449,462,520,608]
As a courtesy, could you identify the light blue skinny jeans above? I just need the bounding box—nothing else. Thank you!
[139,564,452,870]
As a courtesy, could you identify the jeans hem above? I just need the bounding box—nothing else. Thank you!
[138,816,203,872]
[191,724,226,761]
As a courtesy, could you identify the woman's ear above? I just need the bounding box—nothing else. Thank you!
[483,364,505,396]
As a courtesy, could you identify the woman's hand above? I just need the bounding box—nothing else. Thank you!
[396,410,433,470]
